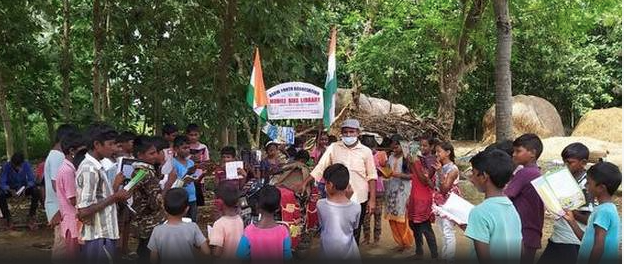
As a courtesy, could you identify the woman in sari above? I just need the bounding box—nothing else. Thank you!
[385,136,414,251]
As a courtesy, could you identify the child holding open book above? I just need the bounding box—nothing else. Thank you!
[563,161,621,263]
[212,146,246,219]
[186,124,209,208]
[213,146,246,191]
[172,135,199,222]
[466,149,522,262]
[504,134,545,262]
[539,143,595,263]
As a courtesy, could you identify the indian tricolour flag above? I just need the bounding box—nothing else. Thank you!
[246,48,268,120]
[323,27,338,129]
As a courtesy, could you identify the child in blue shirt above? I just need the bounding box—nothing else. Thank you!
[564,161,621,263]
[465,149,523,262]
[172,135,198,222]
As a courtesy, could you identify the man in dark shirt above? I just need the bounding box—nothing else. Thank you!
[0,152,41,230]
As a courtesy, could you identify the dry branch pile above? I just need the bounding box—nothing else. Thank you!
[329,107,446,141]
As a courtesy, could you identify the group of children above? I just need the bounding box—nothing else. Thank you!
[1,120,621,263]
[18,121,322,262]
[318,132,621,264]
[464,134,621,263]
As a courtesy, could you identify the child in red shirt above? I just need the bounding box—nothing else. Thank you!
[407,137,439,259]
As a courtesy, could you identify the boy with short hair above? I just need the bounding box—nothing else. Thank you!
[159,124,178,191]
[466,150,523,262]
[55,131,87,258]
[213,146,246,190]
[161,124,178,165]
[504,133,545,263]
[209,184,244,258]
[564,161,621,263]
[211,146,246,220]
[76,124,131,262]
[116,131,136,158]
[186,124,209,208]
[317,164,361,259]
[162,124,178,148]
[114,131,136,257]
[148,188,209,262]
[539,143,594,263]
[131,136,167,263]
[172,135,199,222]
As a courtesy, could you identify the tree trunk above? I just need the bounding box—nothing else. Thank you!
[100,2,111,117]
[436,65,461,140]
[92,0,103,120]
[153,92,162,135]
[221,126,229,148]
[349,5,376,112]
[42,109,55,144]
[435,0,487,139]
[229,123,238,147]
[60,0,72,122]
[18,107,28,159]
[0,72,14,159]
[493,0,513,142]
[216,0,237,148]
[242,118,257,149]
[121,73,130,126]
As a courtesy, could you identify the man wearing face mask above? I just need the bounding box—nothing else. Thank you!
[310,119,378,245]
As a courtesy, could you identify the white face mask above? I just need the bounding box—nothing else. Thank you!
[342,136,358,146]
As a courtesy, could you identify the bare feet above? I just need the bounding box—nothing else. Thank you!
[395,246,407,252]
[28,218,38,231]
[0,219,13,231]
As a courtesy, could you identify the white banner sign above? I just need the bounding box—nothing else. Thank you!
[266,82,324,120]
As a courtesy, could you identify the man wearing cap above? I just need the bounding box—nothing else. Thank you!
[310,119,378,245]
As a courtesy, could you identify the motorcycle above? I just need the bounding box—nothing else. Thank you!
[239,174,318,254]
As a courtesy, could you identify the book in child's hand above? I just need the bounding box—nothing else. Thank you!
[15,186,26,197]
[225,161,244,180]
[182,174,198,182]
[432,193,474,225]
[171,179,185,188]
[206,225,213,237]
[123,169,148,191]
[531,168,586,218]
[189,148,207,160]
[116,157,141,179]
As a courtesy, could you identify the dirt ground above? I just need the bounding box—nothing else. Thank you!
[1,140,621,259]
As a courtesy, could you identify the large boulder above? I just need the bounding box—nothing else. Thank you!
[571,107,622,143]
[540,136,621,168]
[482,95,565,143]
[335,88,410,116]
